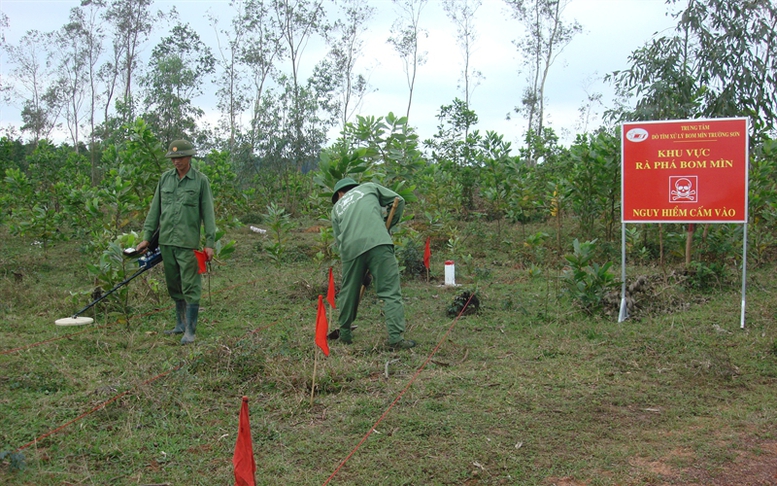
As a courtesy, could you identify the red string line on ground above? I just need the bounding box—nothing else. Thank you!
[15,362,185,452]
[7,275,272,453]
[247,321,280,335]
[12,319,278,454]
[322,293,476,486]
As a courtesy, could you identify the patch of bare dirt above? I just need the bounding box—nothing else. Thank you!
[626,440,777,485]
[680,440,777,486]
[544,440,777,485]
[544,477,589,486]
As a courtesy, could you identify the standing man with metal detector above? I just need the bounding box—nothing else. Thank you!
[136,139,216,345]
[330,178,415,349]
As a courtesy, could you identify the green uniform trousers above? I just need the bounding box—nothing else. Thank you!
[160,245,202,305]
[338,244,406,344]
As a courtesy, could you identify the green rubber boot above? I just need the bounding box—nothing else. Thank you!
[164,300,186,335]
[338,327,353,344]
[388,338,416,350]
[181,303,199,345]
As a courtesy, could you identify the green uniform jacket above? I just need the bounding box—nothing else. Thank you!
[143,167,217,249]
[331,182,404,262]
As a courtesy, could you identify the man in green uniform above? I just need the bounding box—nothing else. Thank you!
[330,178,415,349]
[136,139,217,345]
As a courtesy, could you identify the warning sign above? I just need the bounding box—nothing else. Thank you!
[622,118,748,223]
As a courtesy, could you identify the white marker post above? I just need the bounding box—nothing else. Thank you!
[444,260,456,286]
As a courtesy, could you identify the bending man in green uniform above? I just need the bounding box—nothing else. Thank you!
[330,178,415,349]
[136,140,217,345]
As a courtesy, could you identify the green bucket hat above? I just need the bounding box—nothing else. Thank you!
[332,177,359,203]
[165,139,196,158]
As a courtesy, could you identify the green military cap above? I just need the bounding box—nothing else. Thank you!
[165,139,196,158]
[332,177,360,203]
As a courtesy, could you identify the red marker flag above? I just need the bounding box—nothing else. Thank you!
[326,267,336,308]
[423,237,431,270]
[315,295,330,356]
[194,249,208,274]
[233,397,256,486]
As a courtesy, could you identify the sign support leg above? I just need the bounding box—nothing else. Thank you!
[618,223,629,322]
[740,223,748,329]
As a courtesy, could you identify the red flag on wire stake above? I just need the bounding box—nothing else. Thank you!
[233,396,256,486]
[423,237,431,270]
[327,267,336,308]
[315,295,330,356]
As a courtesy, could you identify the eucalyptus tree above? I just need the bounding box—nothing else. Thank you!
[96,0,161,125]
[272,0,325,93]
[504,0,580,165]
[0,12,6,48]
[271,0,328,171]
[0,13,9,105]
[606,0,777,263]
[316,0,375,130]
[249,81,328,213]
[208,2,252,152]
[57,3,105,182]
[240,0,285,154]
[388,0,428,120]
[53,6,105,154]
[51,37,86,152]
[442,0,482,109]
[5,30,60,145]
[608,0,777,139]
[140,23,216,144]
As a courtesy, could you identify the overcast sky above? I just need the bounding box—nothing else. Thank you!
[0,0,678,147]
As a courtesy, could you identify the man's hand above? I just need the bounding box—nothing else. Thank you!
[204,247,215,261]
[136,240,149,253]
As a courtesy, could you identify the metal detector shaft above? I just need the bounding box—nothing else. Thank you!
[71,249,162,318]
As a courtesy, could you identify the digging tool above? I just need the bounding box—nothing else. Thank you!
[55,230,161,326]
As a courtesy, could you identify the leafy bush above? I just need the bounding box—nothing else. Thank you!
[396,238,427,278]
[566,132,620,242]
[209,228,237,263]
[262,203,295,265]
[0,450,25,471]
[523,231,550,265]
[446,290,480,317]
[561,239,618,313]
[82,235,138,319]
[684,261,728,291]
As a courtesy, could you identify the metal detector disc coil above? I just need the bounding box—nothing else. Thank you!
[55,316,94,326]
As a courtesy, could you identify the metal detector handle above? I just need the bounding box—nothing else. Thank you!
[124,227,160,257]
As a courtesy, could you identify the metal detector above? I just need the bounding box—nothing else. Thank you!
[55,230,161,326]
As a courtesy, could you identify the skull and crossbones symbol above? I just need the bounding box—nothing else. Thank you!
[670,177,696,201]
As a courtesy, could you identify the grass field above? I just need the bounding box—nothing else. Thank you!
[1,221,777,485]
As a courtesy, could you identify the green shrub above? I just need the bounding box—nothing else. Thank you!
[561,238,618,313]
